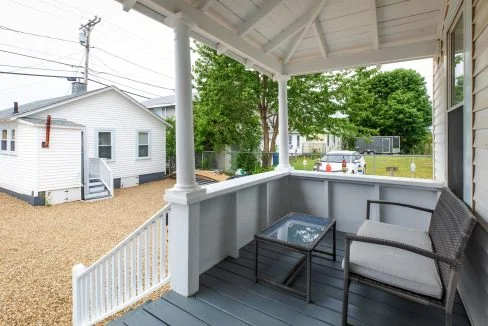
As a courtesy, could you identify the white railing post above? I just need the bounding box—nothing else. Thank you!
[72,263,86,326]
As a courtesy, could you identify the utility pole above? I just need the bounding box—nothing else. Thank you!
[79,16,101,86]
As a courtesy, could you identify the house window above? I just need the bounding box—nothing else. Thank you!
[1,130,7,151]
[451,14,464,106]
[98,131,112,160]
[138,131,149,158]
[288,135,292,145]
[10,129,15,152]
[297,135,300,147]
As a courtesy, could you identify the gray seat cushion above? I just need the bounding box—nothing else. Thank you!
[344,220,443,299]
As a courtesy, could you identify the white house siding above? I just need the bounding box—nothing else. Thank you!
[37,126,82,192]
[459,2,488,325]
[0,122,37,196]
[432,53,447,183]
[32,89,166,179]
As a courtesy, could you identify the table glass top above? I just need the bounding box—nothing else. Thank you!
[259,213,333,248]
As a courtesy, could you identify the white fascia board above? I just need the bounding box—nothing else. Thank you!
[122,0,137,11]
[237,0,283,36]
[285,40,438,75]
[312,19,328,57]
[263,0,326,54]
[136,0,283,75]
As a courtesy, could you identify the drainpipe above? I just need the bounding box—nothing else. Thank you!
[42,115,51,148]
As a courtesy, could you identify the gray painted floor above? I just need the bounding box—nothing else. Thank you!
[109,231,471,326]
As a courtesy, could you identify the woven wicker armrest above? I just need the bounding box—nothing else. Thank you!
[344,233,457,266]
[366,200,434,220]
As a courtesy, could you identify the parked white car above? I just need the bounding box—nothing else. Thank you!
[314,151,366,174]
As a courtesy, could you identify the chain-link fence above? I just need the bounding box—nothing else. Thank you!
[168,152,433,179]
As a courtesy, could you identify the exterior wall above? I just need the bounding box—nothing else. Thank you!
[432,52,447,183]
[32,89,166,179]
[37,126,82,192]
[458,1,488,325]
[0,122,37,196]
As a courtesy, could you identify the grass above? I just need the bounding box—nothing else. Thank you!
[290,154,433,179]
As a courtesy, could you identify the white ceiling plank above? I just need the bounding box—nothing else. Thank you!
[237,0,283,36]
[197,0,217,12]
[135,0,283,74]
[263,0,326,54]
[370,0,379,49]
[312,19,328,57]
[285,40,437,75]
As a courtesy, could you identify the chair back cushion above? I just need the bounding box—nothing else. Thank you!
[429,188,476,288]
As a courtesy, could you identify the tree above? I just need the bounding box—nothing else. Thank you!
[165,117,175,158]
[192,44,362,167]
[344,68,432,153]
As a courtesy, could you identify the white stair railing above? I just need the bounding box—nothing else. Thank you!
[99,159,114,196]
[72,204,171,326]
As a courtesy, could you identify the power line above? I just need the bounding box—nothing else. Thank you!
[90,74,162,98]
[0,49,83,68]
[0,41,77,57]
[0,64,77,73]
[6,0,79,24]
[89,69,174,91]
[0,71,76,79]
[0,25,78,44]
[93,47,175,80]
[88,78,150,99]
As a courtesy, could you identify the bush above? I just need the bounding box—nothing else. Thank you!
[234,152,259,174]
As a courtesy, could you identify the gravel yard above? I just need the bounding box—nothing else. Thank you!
[0,179,175,326]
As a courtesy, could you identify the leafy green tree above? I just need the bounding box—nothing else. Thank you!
[165,117,175,157]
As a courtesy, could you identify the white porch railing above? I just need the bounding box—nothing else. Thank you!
[88,158,114,196]
[72,204,170,326]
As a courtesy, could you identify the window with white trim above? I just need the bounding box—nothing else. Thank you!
[1,130,7,151]
[138,131,149,158]
[296,135,300,147]
[98,131,112,160]
[10,129,15,152]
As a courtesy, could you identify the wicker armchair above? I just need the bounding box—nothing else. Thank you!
[342,187,476,326]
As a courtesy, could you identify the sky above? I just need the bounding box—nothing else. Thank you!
[0,0,433,110]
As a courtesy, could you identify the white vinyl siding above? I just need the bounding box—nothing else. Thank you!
[456,2,488,326]
[31,89,166,179]
[433,52,447,183]
[37,127,82,191]
[0,122,37,195]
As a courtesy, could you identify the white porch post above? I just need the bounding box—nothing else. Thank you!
[275,75,293,171]
[164,12,205,297]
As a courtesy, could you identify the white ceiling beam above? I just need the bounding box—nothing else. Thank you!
[237,0,283,37]
[283,1,326,64]
[263,0,326,54]
[122,0,137,11]
[136,0,283,74]
[312,19,328,57]
[196,0,217,12]
[285,40,437,75]
[370,0,379,50]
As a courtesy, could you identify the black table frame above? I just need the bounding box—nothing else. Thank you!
[254,213,336,303]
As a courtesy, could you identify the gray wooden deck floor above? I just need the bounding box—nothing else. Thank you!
[109,231,471,326]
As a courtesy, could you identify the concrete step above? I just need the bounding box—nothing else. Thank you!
[89,185,106,193]
[85,190,110,200]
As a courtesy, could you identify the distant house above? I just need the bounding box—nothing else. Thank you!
[264,131,342,155]
[143,91,198,119]
[0,84,169,205]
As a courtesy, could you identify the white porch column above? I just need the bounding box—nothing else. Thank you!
[171,13,199,192]
[275,75,293,171]
[164,13,205,297]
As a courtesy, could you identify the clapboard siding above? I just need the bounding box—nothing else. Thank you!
[458,2,488,325]
[0,122,37,195]
[37,127,82,191]
[32,89,166,179]
[432,56,447,183]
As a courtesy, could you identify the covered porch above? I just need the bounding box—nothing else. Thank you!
[72,0,487,325]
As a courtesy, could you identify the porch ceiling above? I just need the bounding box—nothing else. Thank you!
[118,0,443,76]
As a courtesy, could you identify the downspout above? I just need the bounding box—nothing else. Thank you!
[42,115,51,148]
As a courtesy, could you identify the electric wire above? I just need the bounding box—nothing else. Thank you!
[0,49,84,68]
[88,78,151,99]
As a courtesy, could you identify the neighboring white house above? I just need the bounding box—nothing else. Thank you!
[264,130,342,156]
[143,92,198,119]
[0,85,169,205]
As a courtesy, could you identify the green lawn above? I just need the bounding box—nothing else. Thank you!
[290,154,433,179]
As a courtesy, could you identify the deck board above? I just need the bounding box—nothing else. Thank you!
[111,232,471,326]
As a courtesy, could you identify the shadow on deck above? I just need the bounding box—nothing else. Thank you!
[109,231,471,326]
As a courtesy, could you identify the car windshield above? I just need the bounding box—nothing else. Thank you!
[322,154,354,163]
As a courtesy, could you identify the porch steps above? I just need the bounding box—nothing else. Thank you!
[85,178,111,200]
